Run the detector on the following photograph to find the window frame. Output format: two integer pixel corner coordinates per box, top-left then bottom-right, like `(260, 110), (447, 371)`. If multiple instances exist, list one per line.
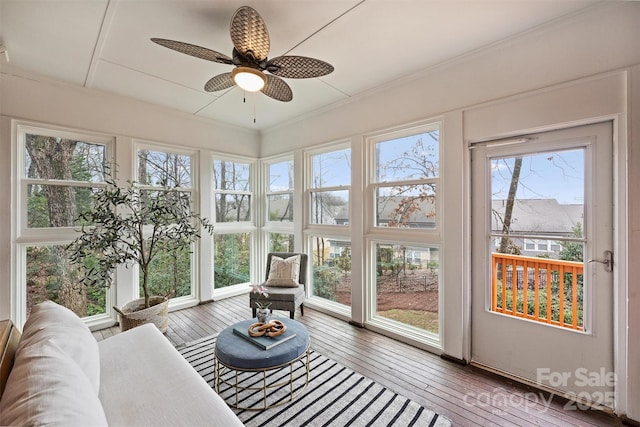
(134, 142), (201, 305)
(262, 155), (296, 258)
(364, 120), (443, 348)
(367, 121), (441, 236)
(305, 142), (352, 233)
(14, 123), (115, 328)
(211, 154), (257, 297)
(303, 142), (352, 316)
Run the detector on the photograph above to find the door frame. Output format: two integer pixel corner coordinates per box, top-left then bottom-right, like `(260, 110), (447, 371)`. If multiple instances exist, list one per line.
(463, 115), (628, 414)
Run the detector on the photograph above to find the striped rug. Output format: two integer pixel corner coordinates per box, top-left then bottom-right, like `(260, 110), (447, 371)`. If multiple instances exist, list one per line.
(178, 335), (451, 427)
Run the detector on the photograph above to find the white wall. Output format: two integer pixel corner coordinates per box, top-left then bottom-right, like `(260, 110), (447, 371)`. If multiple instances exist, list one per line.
(0, 70), (260, 153)
(259, 2), (640, 421)
(628, 64), (640, 424)
(0, 69), (260, 322)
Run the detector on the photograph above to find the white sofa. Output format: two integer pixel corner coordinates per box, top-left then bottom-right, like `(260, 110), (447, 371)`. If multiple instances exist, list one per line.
(0, 301), (243, 426)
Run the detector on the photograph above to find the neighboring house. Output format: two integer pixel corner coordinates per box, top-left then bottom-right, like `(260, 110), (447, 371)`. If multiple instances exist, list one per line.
(491, 198), (583, 258)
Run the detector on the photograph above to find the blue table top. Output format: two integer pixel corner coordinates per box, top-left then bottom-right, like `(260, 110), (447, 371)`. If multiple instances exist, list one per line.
(215, 318), (310, 369)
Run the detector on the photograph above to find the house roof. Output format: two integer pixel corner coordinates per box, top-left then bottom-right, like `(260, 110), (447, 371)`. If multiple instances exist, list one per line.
(491, 199), (583, 235)
(0, 1), (601, 131)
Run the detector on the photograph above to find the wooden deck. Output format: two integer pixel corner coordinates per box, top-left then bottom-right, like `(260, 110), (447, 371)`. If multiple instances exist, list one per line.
(93, 295), (621, 427)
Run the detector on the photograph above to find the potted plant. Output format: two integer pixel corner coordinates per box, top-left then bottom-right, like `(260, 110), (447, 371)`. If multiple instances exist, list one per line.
(67, 174), (213, 332)
(250, 284), (271, 323)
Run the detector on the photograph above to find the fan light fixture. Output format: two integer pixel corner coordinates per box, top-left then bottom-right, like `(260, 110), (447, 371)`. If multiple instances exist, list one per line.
(232, 67), (266, 92)
(151, 6), (334, 103)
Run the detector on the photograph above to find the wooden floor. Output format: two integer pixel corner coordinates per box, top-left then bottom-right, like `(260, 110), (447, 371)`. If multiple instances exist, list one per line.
(93, 295), (621, 427)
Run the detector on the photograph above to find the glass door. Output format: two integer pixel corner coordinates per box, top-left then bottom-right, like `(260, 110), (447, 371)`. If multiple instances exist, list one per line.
(471, 122), (614, 409)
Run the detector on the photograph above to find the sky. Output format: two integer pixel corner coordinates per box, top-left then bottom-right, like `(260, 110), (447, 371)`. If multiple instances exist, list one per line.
(491, 148), (584, 205)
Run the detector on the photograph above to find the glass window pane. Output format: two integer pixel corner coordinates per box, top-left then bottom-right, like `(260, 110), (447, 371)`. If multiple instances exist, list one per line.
(310, 190), (349, 225)
(376, 184), (436, 228)
(215, 194), (251, 222)
(311, 149), (351, 188)
(26, 245), (107, 318)
(374, 243), (439, 335)
(268, 232), (294, 253)
(27, 184), (97, 228)
(311, 237), (351, 307)
(137, 150), (191, 187)
(490, 147), (585, 330)
(214, 233), (250, 288)
(269, 160), (293, 191)
(268, 193), (293, 222)
(25, 135), (106, 182)
(213, 160), (250, 191)
(491, 149), (584, 256)
(141, 245), (192, 299)
(374, 130), (439, 182)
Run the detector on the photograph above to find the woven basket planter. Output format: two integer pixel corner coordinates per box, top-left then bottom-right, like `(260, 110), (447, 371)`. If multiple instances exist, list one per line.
(115, 296), (169, 333)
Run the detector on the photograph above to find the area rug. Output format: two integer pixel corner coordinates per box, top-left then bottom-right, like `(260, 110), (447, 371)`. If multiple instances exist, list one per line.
(178, 335), (451, 427)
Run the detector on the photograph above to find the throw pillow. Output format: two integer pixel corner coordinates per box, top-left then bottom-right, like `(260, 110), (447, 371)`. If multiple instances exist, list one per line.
(0, 339), (108, 427)
(17, 300), (101, 393)
(266, 255), (301, 288)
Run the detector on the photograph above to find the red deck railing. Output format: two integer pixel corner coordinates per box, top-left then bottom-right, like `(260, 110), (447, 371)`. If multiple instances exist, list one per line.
(491, 253), (584, 331)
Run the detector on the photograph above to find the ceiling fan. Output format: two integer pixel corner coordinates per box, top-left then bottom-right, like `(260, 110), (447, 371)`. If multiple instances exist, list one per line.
(151, 6), (334, 102)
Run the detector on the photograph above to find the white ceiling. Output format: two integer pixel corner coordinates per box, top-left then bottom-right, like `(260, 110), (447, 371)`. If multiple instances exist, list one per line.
(0, 0), (601, 131)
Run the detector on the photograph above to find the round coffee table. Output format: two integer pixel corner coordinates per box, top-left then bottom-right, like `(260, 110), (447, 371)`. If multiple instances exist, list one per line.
(214, 317), (310, 410)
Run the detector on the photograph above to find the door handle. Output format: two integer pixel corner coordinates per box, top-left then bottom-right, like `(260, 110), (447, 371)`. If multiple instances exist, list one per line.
(588, 250), (613, 273)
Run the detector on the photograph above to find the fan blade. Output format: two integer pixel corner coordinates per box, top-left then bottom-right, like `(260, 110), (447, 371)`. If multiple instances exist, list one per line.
(151, 38), (233, 64)
(230, 6), (270, 62)
(204, 73), (235, 92)
(267, 56), (334, 79)
(261, 74), (293, 102)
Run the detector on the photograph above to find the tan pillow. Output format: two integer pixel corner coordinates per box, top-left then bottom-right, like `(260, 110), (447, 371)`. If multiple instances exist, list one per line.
(266, 255), (301, 287)
(18, 300), (101, 393)
(0, 339), (108, 427)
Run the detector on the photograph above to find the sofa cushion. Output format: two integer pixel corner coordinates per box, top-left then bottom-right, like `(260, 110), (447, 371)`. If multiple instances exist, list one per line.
(0, 339), (108, 427)
(266, 254), (301, 287)
(18, 300), (101, 393)
(98, 323), (244, 427)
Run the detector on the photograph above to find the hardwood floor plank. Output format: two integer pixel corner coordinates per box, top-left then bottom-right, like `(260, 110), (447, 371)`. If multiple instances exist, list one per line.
(94, 295), (621, 427)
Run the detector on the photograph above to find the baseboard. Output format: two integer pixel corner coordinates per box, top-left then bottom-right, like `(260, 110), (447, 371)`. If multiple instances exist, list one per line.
(622, 415), (640, 426)
(440, 353), (467, 365)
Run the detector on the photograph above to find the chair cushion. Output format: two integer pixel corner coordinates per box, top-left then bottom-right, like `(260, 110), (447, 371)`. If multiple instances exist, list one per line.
(252, 284), (305, 302)
(266, 255), (301, 287)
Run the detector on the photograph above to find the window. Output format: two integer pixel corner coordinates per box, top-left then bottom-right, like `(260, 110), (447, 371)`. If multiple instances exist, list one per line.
(214, 233), (251, 288)
(267, 159), (294, 223)
(136, 147), (198, 300)
(213, 159), (251, 223)
(367, 122), (442, 341)
(372, 125), (439, 229)
(373, 243), (439, 334)
(307, 146), (351, 310)
(310, 148), (350, 226)
(18, 125), (112, 320)
(213, 158), (255, 290)
(264, 159), (295, 253)
(310, 236), (351, 307)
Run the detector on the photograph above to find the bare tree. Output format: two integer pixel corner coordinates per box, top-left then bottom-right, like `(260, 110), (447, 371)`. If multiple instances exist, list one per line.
(498, 157), (522, 254)
(26, 135), (86, 315)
